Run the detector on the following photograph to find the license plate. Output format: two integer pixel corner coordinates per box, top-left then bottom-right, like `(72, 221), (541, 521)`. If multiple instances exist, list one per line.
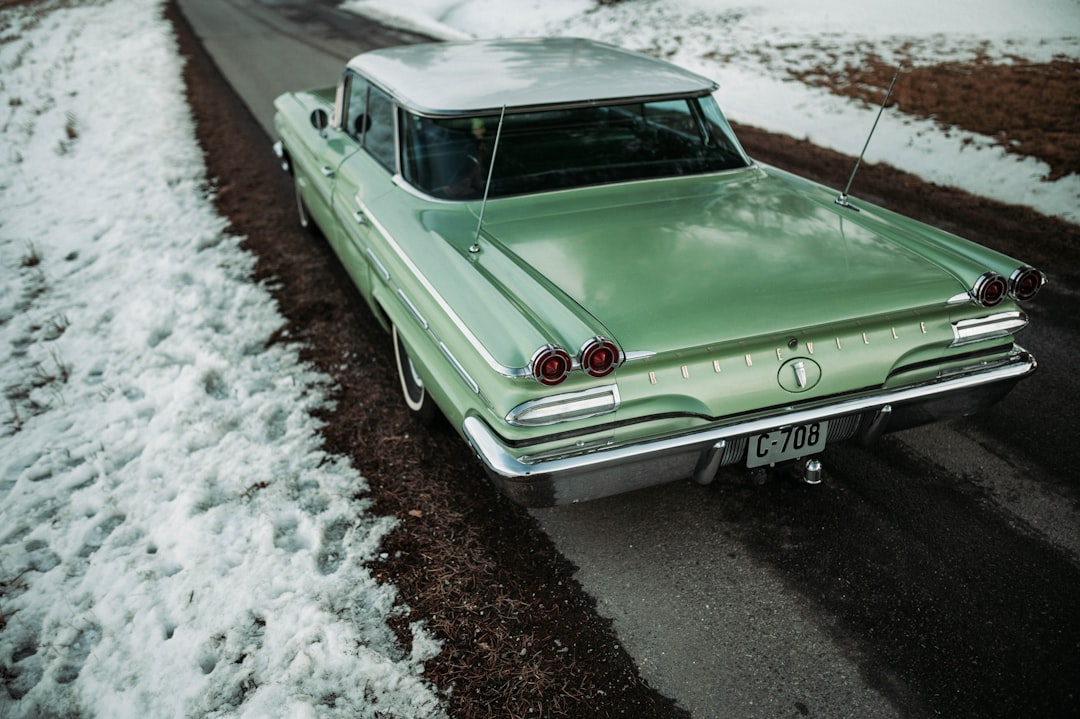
(747, 422), (828, 468)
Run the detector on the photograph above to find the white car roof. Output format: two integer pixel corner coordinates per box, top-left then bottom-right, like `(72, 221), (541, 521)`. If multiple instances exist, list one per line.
(346, 37), (718, 116)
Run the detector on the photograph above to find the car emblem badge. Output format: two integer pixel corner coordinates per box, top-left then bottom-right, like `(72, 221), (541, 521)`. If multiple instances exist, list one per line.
(777, 358), (821, 393)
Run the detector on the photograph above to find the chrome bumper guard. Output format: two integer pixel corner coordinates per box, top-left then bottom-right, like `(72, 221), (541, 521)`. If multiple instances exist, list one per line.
(463, 347), (1036, 507)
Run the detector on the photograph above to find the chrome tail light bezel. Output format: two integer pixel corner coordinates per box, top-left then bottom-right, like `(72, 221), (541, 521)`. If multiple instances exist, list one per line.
(579, 336), (622, 378)
(530, 344), (572, 386)
(970, 272), (1008, 308)
(1009, 266), (1046, 302)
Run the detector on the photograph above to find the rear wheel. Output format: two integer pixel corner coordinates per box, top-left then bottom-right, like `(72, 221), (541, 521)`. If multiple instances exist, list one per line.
(393, 325), (437, 424)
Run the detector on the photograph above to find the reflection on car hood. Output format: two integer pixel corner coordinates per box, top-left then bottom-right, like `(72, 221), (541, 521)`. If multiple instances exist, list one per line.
(480, 170), (964, 354)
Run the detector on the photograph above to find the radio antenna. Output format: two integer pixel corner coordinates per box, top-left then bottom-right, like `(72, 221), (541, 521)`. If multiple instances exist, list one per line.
(836, 66), (901, 210)
(470, 105), (507, 254)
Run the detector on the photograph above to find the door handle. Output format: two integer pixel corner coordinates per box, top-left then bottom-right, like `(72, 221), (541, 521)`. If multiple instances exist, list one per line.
(352, 210), (368, 225)
(320, 166), (335, 178)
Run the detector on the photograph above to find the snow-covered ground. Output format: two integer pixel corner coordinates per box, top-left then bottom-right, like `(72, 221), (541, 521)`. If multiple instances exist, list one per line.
(0, 2), (443, 716)
(344, 0), (1080, 224)
(1, 0), (1076, 716)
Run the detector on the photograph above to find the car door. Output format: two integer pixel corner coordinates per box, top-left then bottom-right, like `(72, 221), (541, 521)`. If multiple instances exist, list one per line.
(328, 75), (399, 299)
(290, 83), (359, 235)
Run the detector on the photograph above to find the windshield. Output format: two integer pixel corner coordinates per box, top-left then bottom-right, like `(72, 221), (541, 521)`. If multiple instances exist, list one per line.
(400, 96), (750, 200)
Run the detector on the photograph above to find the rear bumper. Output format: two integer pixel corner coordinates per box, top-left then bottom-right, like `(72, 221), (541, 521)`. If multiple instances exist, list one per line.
(463, 346), (1036, 507)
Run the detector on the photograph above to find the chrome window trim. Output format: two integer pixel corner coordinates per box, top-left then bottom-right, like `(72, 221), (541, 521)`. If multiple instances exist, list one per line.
(391, 164), (758, 204)
(398, 90), (718, 120)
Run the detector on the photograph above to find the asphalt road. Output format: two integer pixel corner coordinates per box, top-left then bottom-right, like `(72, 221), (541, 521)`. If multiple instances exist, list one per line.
(175, 1), (1080, 716)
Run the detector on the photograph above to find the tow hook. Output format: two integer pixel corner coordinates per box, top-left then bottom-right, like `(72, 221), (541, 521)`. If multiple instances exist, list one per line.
(801, 458), (823, 485)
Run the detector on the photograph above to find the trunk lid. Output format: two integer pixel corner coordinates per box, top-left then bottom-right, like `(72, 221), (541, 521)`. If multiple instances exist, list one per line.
(481, 170), (963, 354)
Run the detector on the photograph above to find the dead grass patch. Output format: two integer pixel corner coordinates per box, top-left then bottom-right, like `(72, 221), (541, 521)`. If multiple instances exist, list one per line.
(790, 54), (1080, 180)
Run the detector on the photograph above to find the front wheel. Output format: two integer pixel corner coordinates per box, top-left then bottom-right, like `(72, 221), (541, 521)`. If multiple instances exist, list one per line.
(393, 325), (437, 424)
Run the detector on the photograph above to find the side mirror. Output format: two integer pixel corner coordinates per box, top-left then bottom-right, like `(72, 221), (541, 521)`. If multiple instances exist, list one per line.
(310, 109), (329, 131)
(353, 113), (371, 137)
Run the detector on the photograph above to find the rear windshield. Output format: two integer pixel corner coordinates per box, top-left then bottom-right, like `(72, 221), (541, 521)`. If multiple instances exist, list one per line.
(400, 96), (750, 200)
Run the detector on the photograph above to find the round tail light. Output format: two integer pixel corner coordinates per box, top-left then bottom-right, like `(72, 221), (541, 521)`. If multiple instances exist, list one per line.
(531, 345), (571, 386)
(1010, 266), (1045, 302)
(580, 337), (621, 378)
(971, 272), (1008, 307)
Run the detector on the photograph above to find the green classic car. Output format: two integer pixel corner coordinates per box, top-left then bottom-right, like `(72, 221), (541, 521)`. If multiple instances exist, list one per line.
(273, 37), (1042, 506)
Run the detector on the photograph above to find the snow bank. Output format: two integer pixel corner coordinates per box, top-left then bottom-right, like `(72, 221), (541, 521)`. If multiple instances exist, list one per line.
(0, 1), (443, 716)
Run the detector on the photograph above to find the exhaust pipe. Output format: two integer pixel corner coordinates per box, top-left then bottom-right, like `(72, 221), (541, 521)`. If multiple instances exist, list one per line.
(692, 441), (726, 485)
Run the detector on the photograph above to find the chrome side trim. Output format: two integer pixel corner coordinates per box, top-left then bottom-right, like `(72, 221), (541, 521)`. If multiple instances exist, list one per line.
(463, 348), (1035, 481)
(951, 311), (1027, 347)
(366, 247), (390, 281)
(354, 193), (532, 379)
(440, 341), (479, 394)
(506, 385), (620, 427)
(397, 289), (428, 330)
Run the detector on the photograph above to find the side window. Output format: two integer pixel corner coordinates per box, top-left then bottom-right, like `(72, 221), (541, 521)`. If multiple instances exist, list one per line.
(343, 73), (396, 172)
(644, 99), (699, 139)
(365, 85), (396, 171)
(345, 74), (369, 140)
